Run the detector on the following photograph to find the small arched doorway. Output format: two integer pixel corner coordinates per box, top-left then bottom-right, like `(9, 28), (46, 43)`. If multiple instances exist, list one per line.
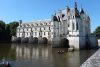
(61, 38), (69, 48)
(41, 37), (48, 44)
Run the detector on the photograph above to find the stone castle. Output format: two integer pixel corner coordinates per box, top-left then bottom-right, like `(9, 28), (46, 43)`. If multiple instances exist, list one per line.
(12, 2), (98, 50)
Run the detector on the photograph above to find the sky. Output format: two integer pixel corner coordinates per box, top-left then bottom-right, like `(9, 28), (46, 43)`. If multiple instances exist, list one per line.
(0, 0), (99, 32)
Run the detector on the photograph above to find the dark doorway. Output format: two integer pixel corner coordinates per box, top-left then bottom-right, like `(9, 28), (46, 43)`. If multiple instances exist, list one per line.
(42, 37), (48, 44)
(61, 38), (69, 48)
(33, 37), (38, 44)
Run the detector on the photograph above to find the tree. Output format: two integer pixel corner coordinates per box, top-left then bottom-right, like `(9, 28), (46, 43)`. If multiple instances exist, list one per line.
(0, 20), (6, 42)
(0, 20), (5, 30)
(93, 26), (100, 39)
(94, 26), (100, 34)
(0, 20), (19, 42)
(9, 21), (19, 36)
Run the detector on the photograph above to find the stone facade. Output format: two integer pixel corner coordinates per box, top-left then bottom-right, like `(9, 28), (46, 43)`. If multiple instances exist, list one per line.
(13, 2), (98, 50)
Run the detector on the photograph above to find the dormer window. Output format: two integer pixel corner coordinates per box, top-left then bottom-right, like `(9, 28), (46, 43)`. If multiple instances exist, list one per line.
(62, 14), (65, 17)
(46, 23), (47, 25)
(40, 23), (43, 25)
(31, 24), (34, 27)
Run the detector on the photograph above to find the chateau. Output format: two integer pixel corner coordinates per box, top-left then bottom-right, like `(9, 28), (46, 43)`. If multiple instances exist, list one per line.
(12, 2), (98, 50)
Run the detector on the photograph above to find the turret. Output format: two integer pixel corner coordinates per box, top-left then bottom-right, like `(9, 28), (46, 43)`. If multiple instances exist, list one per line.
(80, 8), (84, 14)
(67, 6), (70, 13)
(74, 2), (80, 18)
(74, 2), (77, 9)
(19, 20), (22, 27)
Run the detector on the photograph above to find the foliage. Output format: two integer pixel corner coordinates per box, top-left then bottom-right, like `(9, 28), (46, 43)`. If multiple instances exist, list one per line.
(0, 20), (19, 42)
(9, 21), (19, 36)
(93, 26), (100, 39)
(0, 20), (5, 30)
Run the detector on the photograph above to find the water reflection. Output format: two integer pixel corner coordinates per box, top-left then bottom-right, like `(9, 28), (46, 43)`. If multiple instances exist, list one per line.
(11, 44), (52, 62)
(0, 43), (97, 67)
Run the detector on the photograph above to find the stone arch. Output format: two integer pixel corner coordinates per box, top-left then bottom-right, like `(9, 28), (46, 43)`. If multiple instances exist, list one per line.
(21, 37), (29, 43)
(29, 36), (34, 44)
(16, 37), (21, 43)
(61, 38), (69, 48)
(41, 37), (48, 44)
(33, 37), (38, 44)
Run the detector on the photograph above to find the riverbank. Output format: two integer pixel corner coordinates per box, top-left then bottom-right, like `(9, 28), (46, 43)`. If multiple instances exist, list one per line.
(80, 49), (100, 67)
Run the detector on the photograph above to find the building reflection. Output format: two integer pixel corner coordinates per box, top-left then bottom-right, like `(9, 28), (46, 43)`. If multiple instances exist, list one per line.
(11, 44), (52, 62)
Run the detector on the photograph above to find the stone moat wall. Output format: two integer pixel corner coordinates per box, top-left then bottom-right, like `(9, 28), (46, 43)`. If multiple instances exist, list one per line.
(12, 36), (99, 50)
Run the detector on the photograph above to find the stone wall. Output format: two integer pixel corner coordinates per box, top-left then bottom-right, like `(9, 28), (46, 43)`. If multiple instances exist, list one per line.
(67, 36), (79, 50)
(98, 39), (100, 47)
(89, 36), (98, 49)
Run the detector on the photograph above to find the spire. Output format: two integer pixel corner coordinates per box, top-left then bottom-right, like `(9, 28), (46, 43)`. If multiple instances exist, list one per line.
(74, 2), (77, 9)
(67, 6), (70, 12)
(80, 8), (84, 14)
(80, 5), (84, 14)
(74, 2), (80, 18)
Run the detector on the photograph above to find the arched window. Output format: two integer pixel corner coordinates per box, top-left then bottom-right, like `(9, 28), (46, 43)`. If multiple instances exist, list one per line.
(76, 23), (78, 30)
(68, 23), (69, 27)
(49, 27), (50, 30)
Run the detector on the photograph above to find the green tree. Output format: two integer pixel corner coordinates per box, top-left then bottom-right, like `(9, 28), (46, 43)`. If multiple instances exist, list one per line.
(94, 26), (100, 34)
(0, 20), (5, 31)
(9, 21), (19, 36)
(0, 20), (19, 42)
(0, 20), (6, 42)
(93, 26), (100, 39)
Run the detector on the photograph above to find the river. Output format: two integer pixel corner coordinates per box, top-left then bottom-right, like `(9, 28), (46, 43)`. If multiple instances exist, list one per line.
(0, 43), (97, 67)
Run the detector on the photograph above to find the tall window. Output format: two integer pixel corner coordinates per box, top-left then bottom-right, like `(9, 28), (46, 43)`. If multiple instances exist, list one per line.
(44, 27), (45, 30)
(35, 33), (36, 36)
(68, 23), (69, 27)
(49, 27), (50, 30)
(40, 28), (41, 30)
(39, 33), (40, 35)
(35, 28), (37, 30)
(48, 32), (49, 35)
(76, 23), (78, 30)
(72, 22), (75, 30)
(44, 32), (45, 35)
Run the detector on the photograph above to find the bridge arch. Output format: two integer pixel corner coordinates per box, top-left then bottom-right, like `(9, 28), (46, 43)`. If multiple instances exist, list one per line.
(41, 37), (48, 44)
(61, 38), (69, 48)
(21, 37), (29, 43)
(33, 37), (38, 44)
(16, 37), (21, 43)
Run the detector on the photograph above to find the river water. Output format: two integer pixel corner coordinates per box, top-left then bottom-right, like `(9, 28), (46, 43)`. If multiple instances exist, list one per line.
(0, 43), (97, 67)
